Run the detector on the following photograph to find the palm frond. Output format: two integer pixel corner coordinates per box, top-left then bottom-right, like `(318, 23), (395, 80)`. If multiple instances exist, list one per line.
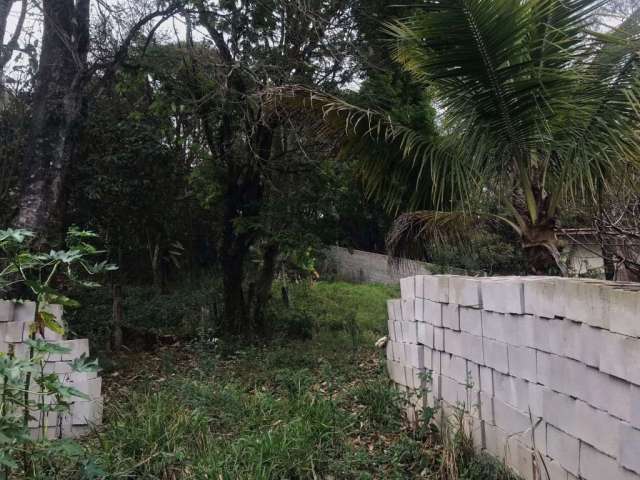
(386, 210), (488, 266)
(261, 85), (479, 212)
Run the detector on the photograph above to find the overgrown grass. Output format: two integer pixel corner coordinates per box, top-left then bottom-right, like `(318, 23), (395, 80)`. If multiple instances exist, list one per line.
(24, 281), (518, 479)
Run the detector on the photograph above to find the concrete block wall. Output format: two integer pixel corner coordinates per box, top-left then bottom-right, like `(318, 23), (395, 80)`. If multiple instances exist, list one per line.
(0, 300), (102, 439)
(387, 275), (640, 480)
(322, 246), (438, 284)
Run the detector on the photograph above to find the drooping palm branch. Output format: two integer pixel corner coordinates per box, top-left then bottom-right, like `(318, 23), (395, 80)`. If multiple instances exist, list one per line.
(264, 1), (640, 272)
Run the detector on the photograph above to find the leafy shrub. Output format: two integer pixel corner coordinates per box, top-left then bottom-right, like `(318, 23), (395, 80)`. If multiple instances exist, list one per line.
(0, 227), (110, 476)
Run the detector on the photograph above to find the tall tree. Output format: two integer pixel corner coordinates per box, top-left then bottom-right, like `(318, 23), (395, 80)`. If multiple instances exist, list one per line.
(185, 0), (356, 335)
(13, 0), (90, 234)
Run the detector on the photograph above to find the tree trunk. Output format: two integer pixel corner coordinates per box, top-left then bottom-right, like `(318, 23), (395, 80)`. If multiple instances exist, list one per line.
(13, 0), (90, 234)
(250, 243), (279, 334)
(111, 283), (124, 351)
(521, 221), (567, 276)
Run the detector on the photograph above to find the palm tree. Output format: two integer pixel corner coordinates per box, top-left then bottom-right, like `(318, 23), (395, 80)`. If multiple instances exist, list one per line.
(277, 0), (640, 274)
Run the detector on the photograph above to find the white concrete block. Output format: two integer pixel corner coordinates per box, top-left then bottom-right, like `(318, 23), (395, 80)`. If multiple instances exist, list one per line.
(387, 359), (403, 384)
(559, 280), (609, 328)
(417, 322), (434, 347)
(442, 303), (460, 330)
(1, 321), (24, 342)
(405, 344), (425, 369)
(393, 322), (403, 343)
(600, 331), (640, 385)
(415, 275), (425, 299)
(574, 399), (620, 457)
(482, 311), (516, 344)
(422, 275), (450, 303)
(466, 360), (481, 391)
(579, 323), (602, 368)
(392, 300), (403, 323)
(528, 382), (546, 419)
(480, 366), (494, 395)
(630, 385), (640, 429)
(440, 375), (470, 407)
(432, 350), (442, 374)
(542, 389), (578, 437)
(415, 298), (425, 322)
(424, 300), (443, 326)
(536, 353), (586, 400)
(387, 319), (395, 341)
(423, 347), (434, 371)
(523, 277), (560, 318)
(482, 278), (525, 314)
(441, 353), (469, 384)
(444, 329), (463, 358)
(547, 424), (579, 476)
(460, 307), (482, 336)
(58, 339), (90, 361)
(386, 341), (393, 360)
(543, 456), (570, 480)
(484, 423), (507, 459)
(584, 368), (631, 421)
(401, 321), (418, 344)
(449, 276), (482, 307)
(479, 390), (494, 424)
(608, 288), (640, 337)
(516, 314), (536, 348)
(508, 345), (537, 382)
(71, 399), (103, 426)
(387, 300), (398, 322)
(494, 371), (529, 412)
(400, 276), (415, 299)
(493, 397), (530, 436)
(434, 327), (445, 351)
(401, 299), (415, 322)
(460, 331), (484, 364)
(0, 301), (15, 322)
(579, 442), (638, 480)
(483, 337), (509, 374)
(555, 320), (582, 361)
(13, 302), (36, 324)
(619, 423), (640, 475)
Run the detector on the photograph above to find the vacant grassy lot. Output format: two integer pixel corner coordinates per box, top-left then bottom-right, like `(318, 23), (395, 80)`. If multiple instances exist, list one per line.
(34, 281), (517, 479)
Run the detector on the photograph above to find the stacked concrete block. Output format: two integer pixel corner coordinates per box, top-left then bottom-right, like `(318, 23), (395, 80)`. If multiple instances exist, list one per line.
(386, 275), (640, 480)
(0, 300), (102, 439)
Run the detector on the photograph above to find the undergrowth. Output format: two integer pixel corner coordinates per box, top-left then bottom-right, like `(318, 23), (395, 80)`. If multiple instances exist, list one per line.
(19, 281), (519, 479)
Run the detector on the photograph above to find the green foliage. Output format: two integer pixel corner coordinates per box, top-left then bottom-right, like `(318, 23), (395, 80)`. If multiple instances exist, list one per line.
(429, 231), (528, 275)
(0, 228), (108, 476)
(66, 276), (223, 350)
(23, 281), (517, 479)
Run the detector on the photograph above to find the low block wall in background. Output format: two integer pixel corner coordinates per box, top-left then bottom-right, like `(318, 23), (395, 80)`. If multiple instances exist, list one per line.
(0, 300), (102, 439)
(386, 275), (640, 480)
(322, 246), (437, 284)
